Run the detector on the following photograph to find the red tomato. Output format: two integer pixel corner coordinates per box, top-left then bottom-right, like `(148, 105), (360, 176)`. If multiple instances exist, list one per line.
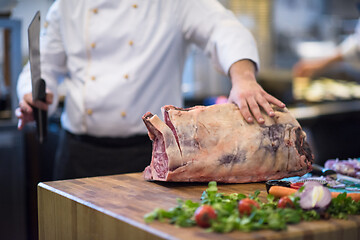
(277, 196), (294, 209)
(238, 198), (260, 215)
(194, 205), (217, 228)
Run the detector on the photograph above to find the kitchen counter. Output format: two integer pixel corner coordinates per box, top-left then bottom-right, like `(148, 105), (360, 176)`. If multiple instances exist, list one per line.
(288, 99), (360, 121)
(38, 173), (360, 240)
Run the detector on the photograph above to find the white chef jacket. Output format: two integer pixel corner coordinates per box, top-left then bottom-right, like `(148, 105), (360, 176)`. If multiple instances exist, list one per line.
(17, 0), (259, 137)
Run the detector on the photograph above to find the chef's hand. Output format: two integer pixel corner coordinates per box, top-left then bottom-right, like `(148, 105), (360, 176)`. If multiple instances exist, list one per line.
(228, 59), (285, 124)
(293, 52), (343, 78)
(15, 90), (53, 130)
(293, 59), (328, 78)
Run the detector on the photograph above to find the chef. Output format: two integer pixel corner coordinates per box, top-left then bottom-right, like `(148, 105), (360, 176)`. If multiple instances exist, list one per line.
(16, 0), (285, 180)
(293, 18), (360, 78)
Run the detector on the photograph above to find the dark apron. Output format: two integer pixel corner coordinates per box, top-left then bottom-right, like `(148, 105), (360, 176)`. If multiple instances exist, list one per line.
(53, 129), (152, 180)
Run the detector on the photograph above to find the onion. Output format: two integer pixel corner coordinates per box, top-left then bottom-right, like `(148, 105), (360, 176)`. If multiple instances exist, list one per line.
(299, 181), (332, 210)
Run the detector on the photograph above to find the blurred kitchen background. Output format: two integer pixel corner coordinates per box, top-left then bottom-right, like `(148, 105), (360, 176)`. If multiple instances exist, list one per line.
(1, 0), (360, 239)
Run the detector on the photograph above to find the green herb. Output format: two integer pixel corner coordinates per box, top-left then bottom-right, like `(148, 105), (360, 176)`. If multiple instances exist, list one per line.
(327, 192), (360, 219)
(144, 182), (360, 233)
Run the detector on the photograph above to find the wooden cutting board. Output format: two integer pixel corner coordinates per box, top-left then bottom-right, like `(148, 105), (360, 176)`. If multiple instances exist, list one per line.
(37, 173), (360, 240)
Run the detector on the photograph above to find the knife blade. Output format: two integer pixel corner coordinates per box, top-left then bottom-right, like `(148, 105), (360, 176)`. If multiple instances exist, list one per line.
(28, 11), (47, 143)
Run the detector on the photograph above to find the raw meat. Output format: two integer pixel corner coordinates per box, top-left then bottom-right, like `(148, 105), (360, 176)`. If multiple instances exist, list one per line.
(142, 103), (313, 183)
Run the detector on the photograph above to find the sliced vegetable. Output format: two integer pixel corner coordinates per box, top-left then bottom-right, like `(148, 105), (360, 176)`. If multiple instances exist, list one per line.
(238, 198), (260, 215)
(194, 205), (217, 228)
(299, 181), (331, 210)
(269, 183), (360, 202)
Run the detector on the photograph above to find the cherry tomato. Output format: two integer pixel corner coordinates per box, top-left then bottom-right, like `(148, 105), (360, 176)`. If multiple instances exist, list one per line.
(238, 198), (260, 215)
(194, 205), (217, 228)
(277, 196), (294, 209)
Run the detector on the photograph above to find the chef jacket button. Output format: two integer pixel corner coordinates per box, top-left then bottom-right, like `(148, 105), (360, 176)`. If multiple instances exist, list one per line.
(92, 8), (99, 14)
(124, 74), (129, 79)
(128, 40), (133, 46)
(132, 4), (138, 8)
(91, 76), (96, 81)
(121, 111), (127, 117)
(87, 109), (93, 116)
(91, 42), (96, 48)
(44, 21), (49, 28)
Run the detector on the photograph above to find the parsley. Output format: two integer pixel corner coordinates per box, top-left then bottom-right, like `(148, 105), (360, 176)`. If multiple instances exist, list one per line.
(327, 192), (360, 219)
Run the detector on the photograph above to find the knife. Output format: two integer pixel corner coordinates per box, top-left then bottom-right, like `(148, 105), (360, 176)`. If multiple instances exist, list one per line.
(28, 11), (47, 143)
(311, 163), (337, 178)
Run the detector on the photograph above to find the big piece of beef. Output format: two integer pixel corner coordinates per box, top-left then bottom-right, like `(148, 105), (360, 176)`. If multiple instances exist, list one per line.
(142, 103), (313, 183)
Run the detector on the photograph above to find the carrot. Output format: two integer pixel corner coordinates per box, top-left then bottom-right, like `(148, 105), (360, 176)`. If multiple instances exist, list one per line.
(269, 186), (360, 202)
(269, 186), (297, 198)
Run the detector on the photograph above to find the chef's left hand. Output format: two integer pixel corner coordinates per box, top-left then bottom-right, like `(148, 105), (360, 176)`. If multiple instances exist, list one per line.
(15, 89), (53, 130)
(228, 59), (285, 124)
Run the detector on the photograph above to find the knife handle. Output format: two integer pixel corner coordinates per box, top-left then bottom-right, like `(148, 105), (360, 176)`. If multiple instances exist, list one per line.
(33, 79), (48, 143)
(310, 164), (324, 176)
(311, 163), (337, 176)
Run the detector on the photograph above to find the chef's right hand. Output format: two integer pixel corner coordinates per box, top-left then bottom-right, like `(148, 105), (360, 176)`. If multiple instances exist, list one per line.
(15, 90), (53, 130)
(228, 60), (285, 124)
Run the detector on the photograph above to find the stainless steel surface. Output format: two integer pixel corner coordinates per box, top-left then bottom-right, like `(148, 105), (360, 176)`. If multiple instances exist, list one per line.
(288, 100), (360, 120)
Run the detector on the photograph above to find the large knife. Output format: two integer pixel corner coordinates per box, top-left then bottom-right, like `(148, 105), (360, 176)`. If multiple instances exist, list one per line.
(28, 11), (47, 143)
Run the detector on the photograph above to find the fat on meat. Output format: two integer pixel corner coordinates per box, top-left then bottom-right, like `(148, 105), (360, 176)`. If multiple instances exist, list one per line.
(142, 103), (313, 183)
